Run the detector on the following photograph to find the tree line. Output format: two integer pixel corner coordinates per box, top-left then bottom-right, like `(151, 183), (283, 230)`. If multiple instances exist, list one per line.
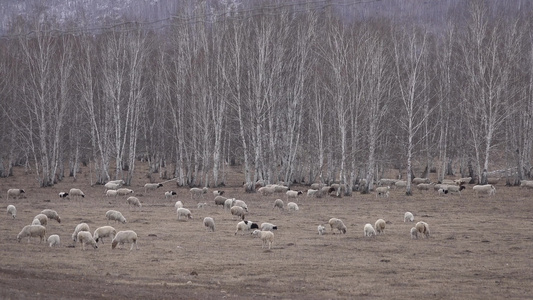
(0, 0), (532, 195)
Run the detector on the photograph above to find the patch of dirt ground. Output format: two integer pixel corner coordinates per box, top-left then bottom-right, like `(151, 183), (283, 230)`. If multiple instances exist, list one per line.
(1, 165), (532, 299)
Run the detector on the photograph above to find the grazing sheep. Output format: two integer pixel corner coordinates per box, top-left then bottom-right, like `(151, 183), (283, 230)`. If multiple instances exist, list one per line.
(214, 196), (227, 207)
(416, 183), (434, 191)
(375, 219), (386, 235)
(190, 187), (208, 199)
(375, 186), (390, 198)
(7, 188), (25, 200)
(437, 188), (448, 195)
(116, 188), (134, 196)
(274, 185), (289, 193)
(230, 206), (246, 220)
(251, 230), (274, 249)
(17, 225), (46, 243)
(224, 198), (236, 210)
(410, 227), (419, 239)
(235, 220), (259, 235)
(258, 186), (275, 196)
(105, 210), (127, 224)
(260, 222), (278, 232)
(106, 190), (118, 197)
(447, 184), (466, 195)
(32, 219), (41, 225)
(40, 209), (61, 223)
(165, 191), (177, 199)
(412, 178), (430, 184)
(112, 230), (139, 250)
(144, 183), (163, 193)
(310, 183), (324, 190)
(318, 224), (326, 235)
(58, 192), (69, 198)
(7, 205), (16, 219)
(197, 202), (207, 209)
(33, 214), (48, 226)
(93, 226), (116, 244)
(69, 188), (85, 200)
(287, 202), (299, 212)
(415, 221), (430, 238)
(203, 217), (215, 232)
(286, 190), (303, 201)
(104, 182), (121, 190)
(48, 234), (60, 247)
(328, 218), (347, 234)
(273, 199), (284, 211)
(520, 180), (533, 188)
(175, 200), (184, 209)
(306, 189), (319, 197)
(177, 208), (193, 220)
(487, 177), (500, 184)
(126, 197), (142, 210)
(473, 184), (496, 197)
(77, 231), (98, 250)
(454, 177), (472, 185)
(364, 223), (376, 237)
(395, 180), (407, 188)
(213, 190), (225, 196)
(233, 199), (248, 211)
(72, 223), (90, 242)
(404, 212), (414, 222)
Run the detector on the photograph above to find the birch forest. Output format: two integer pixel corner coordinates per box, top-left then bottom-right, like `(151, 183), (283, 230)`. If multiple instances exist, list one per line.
(0, 0), (532, 193)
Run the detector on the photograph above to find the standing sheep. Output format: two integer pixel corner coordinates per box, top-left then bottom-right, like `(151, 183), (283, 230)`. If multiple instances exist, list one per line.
(177, 208), (193, 220)
(318, 224), (326, 235)
(104, 182), (121, 190)
(287, 202), (299, 212)
(258, 186), (275, 196)
(7, 205), (16, 218)
(106, 190), (118, 198)
(17, 225), (46, 243)
(58, 192), (69, 198)
(364, 224), (376, 237)
(33, 214), (48, 226)
(144, 183), (163, 193)
(286, 190), (303, 201)
(233, 199), (248, 212)
(213, 190), (225, 196)
(116, 188), (134, 196)
(126, 197), (142, 210)
(328, 218), (347, 234)
(77, 231), (98, 250)
(224, 198), (236, 211)
(40, 209), (61, 223)
(105, 210), (127, 224)
(203, 217), (215, 232)
(251, 230), (274, 250)
(72, 223), (90, 242)
(260, 222), (278, 232)
(415, 221), (430, 238)
(165, 191), (177, 199)
(375, 219), (386, 235)
(190, 187), (208, 199)
(230, 206), (246, 220)
(7, 189), (25, 200)
(375, 186), (390, 198)
(410, 227), (419, 239)
(47, 234), (60, 247)
(175, 200), (184, 209)
(112, 230), (139, 250)
(214, 196), (227, 207)
(235, 220), (259, 235)
(32, 219), (41, 225)
(93, 226), (117, 244)
(473, 184), (496, 197)
(69, 188), (85, 200)
(273, 199), (284, 211)
(404, 212), (414, 222)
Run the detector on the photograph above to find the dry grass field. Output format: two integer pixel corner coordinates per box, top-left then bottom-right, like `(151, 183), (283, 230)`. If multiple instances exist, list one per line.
(1, 164), (532, 299)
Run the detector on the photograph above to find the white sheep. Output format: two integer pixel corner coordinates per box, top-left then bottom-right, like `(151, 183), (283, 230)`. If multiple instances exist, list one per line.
(197, 202), (207, 209)
(105, 210), (127, 224)
(318, 224), (326, 235)
(412, 178), (430, 184)
(58, 192), (69, 198)
(328, 218), (347, 234)
(40, 209), (61, 223)
(287, 202), (299, 212)
(306, 189), (319, 198)
(273, 199), (284, 211)
(190, 187), (208, 199)
(126, 196), (142, 210)
(116, 188), (134, 196)
(7, 188), (25, 200)
(104, 182), (121, 190)
(378, 179), (397, 186)
(260, 222), (278, 232)
(33, 214), (48, 226)
(395, 180), (407, 188)
(72, 223), (90, 242)
(203, 217), (215, 232)
(213, 190), (225, 196)
(112, 230), (139, 250)
(233, 199), (248, 211)
(274, 185), (289, 193)
(214, 196), (227, 207)
(230, 206), (246, 220)
(175, 200), (184, 209)
(415, 221), (430, 238)
(235, 220), (259, 235)
(286, 190), (303, 201)
(416, 183), (434, 191)
(144, 183), (163, 193)
(251, 230), (274, 249)
(69, 188), (85, 200)
(454, 177), (472, 185)
(106, 190), (118, 197)
(258, 186), (275, 196)
(437, 188), (448, 195)
(364, 223), (376, 237)
(375, 219), (386, 235)
(404, 212), (414, 222)
(473, 184), (496, 197)
(410, 227), (419, 239)
(47, 234), (60, 247)
(77, 231), (98, 250)
(108, 179), (125, 185)
(375, 186), (390, 198)
(224, 198), (236, 210)
(520, 180), (533, 188)
(93, 226), (116, 244)
(446, 184), (466, 195)
(165, 191), (177, 199)
(17, 225), (46, 243)
(31, 218), (41, 225)
(7, 204), (16, 218)
(177, 207), (193, 220)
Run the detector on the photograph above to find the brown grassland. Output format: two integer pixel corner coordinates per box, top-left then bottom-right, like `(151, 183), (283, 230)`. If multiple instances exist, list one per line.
(1, 163), (532, 299)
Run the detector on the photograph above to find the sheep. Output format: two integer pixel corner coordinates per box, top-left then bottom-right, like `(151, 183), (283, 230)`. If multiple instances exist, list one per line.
(375, 186), (390, 198)
(437, 188), (448, 195)
(378, 179), (397, 186)
(230, 206), (246, 220)
(258, 186), (275, 196)
(40, 209), (61, 223)
(330, 183), (347, 196)
(7, 188), (25, 200)
(106, 190), (118, 197)
(93, 226), (116, 244)
(77, 231), (98, 250)
(107, 179), (125, 185)
(58, 192), (69, 198)
(105, 210), (127, 224)
(251, 230), (274, 249)
(415, 221), (430, 238)
(404, 212), (414, 222)
(454, 177), (472, 185)
(328, 218), (347, 234)
(487, 177), (500, 185)
(395, 180), (407, 188)
(72, 223), (90, 242)
(190, 187), (208, 199)
(287, 202), (299, 212)
(213, 190), (225, 196)
(375, 219), (386, 235)
(318, 224), (326, 235)
(364, 223), (376, 237)
(165, 191), (177, 199)
(306, 189), (319, 197)
(48, 234), (60, 247)
(410, 227), (419, 239)
(235, 220), (259, 235)
(197, 202), (207, 209)
(233, 199), (248, 211)
(203, 217), (215, 232)
(175, 200), (184, 209)
(412, 178), (430, 184)
(274, 185), (289, 193)
(260, 222), (278, 232)
(17, 225), (46, 243)
(224, 198), (236, 210)
(520, 180), (533, 188)
(69, 188), (85, 200)
(7, 205), (16, 218)
(104, 182), (121, 190)
(144, 183), (163, 193)
(273, 199), (284, 211)
(112, 230), (139, 250)
(310, 183), (324, 190)
(447, 184), (466, 195)
(33, 214), (48, 226)
(177, 208), (193, 220)
(473, 184), (496, 197)
(116, 188), (134, 196)
(214, 196), (227, 207)
(32, 219), (41, 225)
(286, 190), (303, 201)
(126, 196), (142, 210)
(416, 183), (434, 191)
